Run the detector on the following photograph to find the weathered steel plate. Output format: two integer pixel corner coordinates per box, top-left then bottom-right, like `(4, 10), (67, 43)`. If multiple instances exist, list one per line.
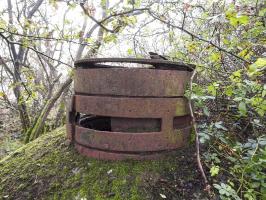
(74, 68), (192, 97)
(74, 95), (189, 118)
(75, 143), (182, 160)
(74, 125), (191, 152)
(67, 58), (195, 160)
(74, 58), (195, 71)
(66, 96), (75, 141)
(110, 117), (161, 132)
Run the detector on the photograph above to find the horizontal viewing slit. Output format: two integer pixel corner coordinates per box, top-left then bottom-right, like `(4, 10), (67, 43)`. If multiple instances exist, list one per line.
(77, 113), (161, 133)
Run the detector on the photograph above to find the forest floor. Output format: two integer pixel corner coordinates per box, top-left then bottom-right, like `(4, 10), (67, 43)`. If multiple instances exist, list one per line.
(0, 127), (209, 200)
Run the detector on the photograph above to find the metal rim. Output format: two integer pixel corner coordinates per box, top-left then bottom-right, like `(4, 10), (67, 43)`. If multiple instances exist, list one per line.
(74, 58), (195, 71)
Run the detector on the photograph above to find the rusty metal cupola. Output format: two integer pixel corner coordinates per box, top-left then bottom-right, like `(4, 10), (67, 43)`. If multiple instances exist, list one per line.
(66, 58), (195, 160)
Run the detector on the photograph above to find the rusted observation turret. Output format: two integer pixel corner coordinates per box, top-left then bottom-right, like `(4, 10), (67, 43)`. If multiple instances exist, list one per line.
(66, 58), (195, 160)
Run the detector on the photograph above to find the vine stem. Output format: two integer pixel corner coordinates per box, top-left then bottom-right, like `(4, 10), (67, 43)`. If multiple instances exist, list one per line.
(188, 70), (211, 194)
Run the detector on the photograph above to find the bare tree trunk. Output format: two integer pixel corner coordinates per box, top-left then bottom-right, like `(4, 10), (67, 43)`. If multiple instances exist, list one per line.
(6, 0), (44, 133)
(54, 89), (69, 128)
(14, 86), (31, 132)
(25, 78), (72, 142)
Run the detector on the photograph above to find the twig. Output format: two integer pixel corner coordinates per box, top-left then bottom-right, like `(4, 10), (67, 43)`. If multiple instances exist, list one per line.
(0, 32), (72, 68)
(80, 4), (148, 33)
(188, 70), (211, 194)
(0, 27), (93, 46)
(148, 10), (251, 65)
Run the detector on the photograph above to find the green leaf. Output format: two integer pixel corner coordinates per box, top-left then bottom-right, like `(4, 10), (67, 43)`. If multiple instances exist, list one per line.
(254, 58), (266, 67)
(229, 17), (238, 26)
(85, 38), (94, 44)
(0, 91), (5, 97)
(248, 58), (266, 77)
(225, 86), (233, 96)
(238, 101), (247, 116)
(103, 34), (117, 43)
(238, 15), (249, 25)
(262, 85), (266, 97)
(127, 48), (133, 55)
(0, 18), (7, 29)
(230, 70), (242, 82)
(251, 182), (260, 188)
(228, 15), (249, 27)
(210, 52), (221, 62)
(208, 85), (216, 96)
(259, 8), (266, 16)
(210, 165), (220, 176)
(232, 70), (241, 77)
(215, 121), (228, 131)
(257, 108), (265, 117)
(203, 107), (210, 116)
(100, 0), (107, 7)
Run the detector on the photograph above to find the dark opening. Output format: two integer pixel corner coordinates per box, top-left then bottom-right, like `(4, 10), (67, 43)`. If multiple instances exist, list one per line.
(77, 113), (161, 132)
(173, 115), (192, 129)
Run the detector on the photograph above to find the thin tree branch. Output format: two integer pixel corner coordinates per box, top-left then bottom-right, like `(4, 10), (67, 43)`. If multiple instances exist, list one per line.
(188, 70), (211, 194)
(80, 4), (148, 33)
(99, 8), (149, 24)
(0, 32), (72, 68)
(27, 0), (44, 19)
(0, 28), (92, 46)
(80, 4), (115, 33)
(148, 10), (251, 64)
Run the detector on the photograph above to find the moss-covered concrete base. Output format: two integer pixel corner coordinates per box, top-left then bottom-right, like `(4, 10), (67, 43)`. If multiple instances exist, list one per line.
(0, 127), (207, 200)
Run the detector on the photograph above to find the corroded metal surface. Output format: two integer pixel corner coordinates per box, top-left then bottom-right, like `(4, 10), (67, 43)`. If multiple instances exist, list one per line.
(74, 95), (189, 118)
(67, 58), (194, 160)
(74, 57), (195, 71)
(75, 68), (192, 96)
(75, 143), (169, 160)
(111, 117), (161, 132)
(66, 96), (75, 141)
(74, 126), (190, 152)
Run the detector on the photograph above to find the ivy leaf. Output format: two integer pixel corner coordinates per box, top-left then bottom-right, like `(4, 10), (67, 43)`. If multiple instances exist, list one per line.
(215, 121), (228, 131)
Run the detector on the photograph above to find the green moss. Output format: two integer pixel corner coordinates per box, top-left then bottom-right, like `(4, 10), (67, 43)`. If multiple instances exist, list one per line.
(0, 127), (205, 200)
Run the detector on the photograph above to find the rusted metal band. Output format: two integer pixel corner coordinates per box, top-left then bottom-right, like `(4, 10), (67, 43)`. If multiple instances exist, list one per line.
(75, 143), (171, 160)
(66, 96), (76, 141)
(74, 68), (192, 97)
(74, 58), (195, 71)
(74, 125), (191, 152)
(74, 95), (189, 118)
